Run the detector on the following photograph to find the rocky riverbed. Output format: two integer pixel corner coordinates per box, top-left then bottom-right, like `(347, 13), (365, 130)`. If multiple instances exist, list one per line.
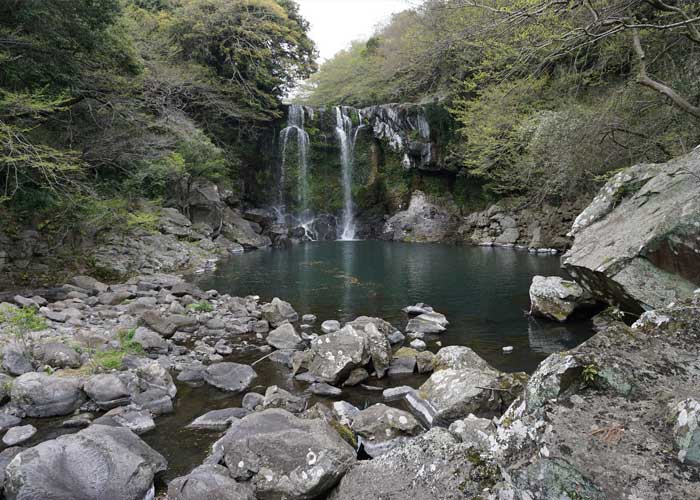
(0, 270), (698, 499)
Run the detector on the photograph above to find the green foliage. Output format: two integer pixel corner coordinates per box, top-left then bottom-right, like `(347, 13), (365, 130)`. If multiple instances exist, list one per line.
(582, 363), (600, 385)
(0, 305), (48, 342)
(188, 301), (214, 313)
(92, 328), (144, 371)
(170, 0), (317, 119)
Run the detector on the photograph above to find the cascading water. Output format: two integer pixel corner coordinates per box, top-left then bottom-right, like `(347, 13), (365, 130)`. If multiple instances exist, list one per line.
(335, 106), (358, 240)
(278, 104), (311, 222)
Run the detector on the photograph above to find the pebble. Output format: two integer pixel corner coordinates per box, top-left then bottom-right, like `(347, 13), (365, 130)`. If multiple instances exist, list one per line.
(502, 346), (514, 353)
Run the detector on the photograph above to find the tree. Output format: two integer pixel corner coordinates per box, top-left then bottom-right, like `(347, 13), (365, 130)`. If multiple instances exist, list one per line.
(170, 0), (317, 119)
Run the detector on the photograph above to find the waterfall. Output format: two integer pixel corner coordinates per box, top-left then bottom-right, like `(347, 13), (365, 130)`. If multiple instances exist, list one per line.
(335, 106), (358, 240)
(278, 104), (311, 220)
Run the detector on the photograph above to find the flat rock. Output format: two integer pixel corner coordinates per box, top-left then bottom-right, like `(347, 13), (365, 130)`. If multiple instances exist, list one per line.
(2, 425), (36, 446)
(204, 362), (257, 394)
(168, 464), (256, 500)
(267, 323), (304, 350)
(187, 408), (250, 431)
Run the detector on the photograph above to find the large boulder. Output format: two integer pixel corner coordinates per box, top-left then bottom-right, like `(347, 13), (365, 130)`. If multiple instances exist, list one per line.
(351, 403), (423, 457)
(329, 428), (496, 500)
(267, 323), (304, 350)
(261, 298), (298, 327)
(204, 362), (257, 393)
(433, 346), (494, 372)
(307, 324), (392, 385)
(221, 208), (272, 250)
(419, 367), (526, 425)
(33, 342), (81, 369)
(11, 372), (83, 417)
(215, 409), (356, 499)
(563, 148), (700, 312)
(382, 191), (459, 243)
(168, 464), (255, 500)
(4, 424), (166, 500)
(84, 374), (131, 410)
(529, 275), (595, 322)
(2, 343), (33, 376)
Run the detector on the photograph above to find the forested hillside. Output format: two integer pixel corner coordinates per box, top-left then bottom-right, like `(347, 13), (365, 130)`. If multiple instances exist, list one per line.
(0, 0), (315, 229)
(302, 0), (700, 205)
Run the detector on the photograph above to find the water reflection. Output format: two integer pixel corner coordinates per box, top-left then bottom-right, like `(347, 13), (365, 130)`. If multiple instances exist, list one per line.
(194, 241), (594, 373)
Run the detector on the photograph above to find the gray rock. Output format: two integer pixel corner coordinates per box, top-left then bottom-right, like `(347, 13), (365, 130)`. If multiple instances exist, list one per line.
(242, 392), (264, 411)
(563, 148), (700, 312)
(105, 407), (156, 434)
(351, 403), (423, 457)
(310, 382), (343, 397)
(221, 207), (272, 250)
(406, 313), (447, 335)
(448, 414), (495, 450)
(135, 360), (177, 398)
(216, 409), (356, 499)
(187, 408), (249, 431)
(529, 275), (594, 322)
(34, 342), (81, 369)
(262, 385), (307, 413)
(204, 362), (257, 393)
(40, 308), (68, 323)
(0, 447), (23, 490)
(168, 464), (256, 500)
(388, 356), (416, 376)
(321, 320), (341, 334)
(84, 374), (131, 410)
(416, 350), (435, 374)
(3, 424), (166, 499)
(0, 414), (22, 432)
(11, 372), (83, 417)
(329, 428), (490, 500)
(409, 339), (427, 351)
(131, 389), (173, 416)
(332, 401), (360, 426)
(267, 323), (304, 350)
(2, 343), (33, 376)
(98, 290), (134, 306)
(418, 368), (505, 424)
(140, 310), (178, 337)
(433, 345), (494, 372)
(261, 298), (298, 327)
(2, 424), (36, 446)
(403, 303), (434, 316)
(70, 275), (108, 294)
(383, 386), (415, 402)
(672, 398), (700, 465)
(382, 191), (459, 242)
(132, 326), (168, 353)
(302, 314), (317, 325)
(342, 367), (369, 387)
(0, 373), (12, 403)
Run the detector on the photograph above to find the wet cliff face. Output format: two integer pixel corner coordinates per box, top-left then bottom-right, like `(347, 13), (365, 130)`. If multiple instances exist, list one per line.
(249, 102), (457, 236)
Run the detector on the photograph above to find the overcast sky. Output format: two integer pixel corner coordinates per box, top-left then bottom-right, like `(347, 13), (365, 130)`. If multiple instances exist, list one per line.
(296, 0), (413, 62)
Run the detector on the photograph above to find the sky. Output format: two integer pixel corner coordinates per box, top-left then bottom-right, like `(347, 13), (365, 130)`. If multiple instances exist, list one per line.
(296, 0), (413, 62)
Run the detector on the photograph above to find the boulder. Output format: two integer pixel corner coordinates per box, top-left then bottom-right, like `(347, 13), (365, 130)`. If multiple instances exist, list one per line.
(382, 191), (459, 242)
(70, 276), (108, 295)
(2, 425), (36, 446)
(102, 407), (156, 435)
(3, 424), (166, 499)
(132, 326), (168, 353)
(135, 360), (177, 398)
(418, 368), (513, 424)
(11, 372), (83, 417)
(529, 275), (594, 322)
(140, 310), (178, 338)
(168, 464), (256, 500)
(321, 320), (341, 334)
(204, 362), (257, 393)
(261, 298), (298, 327)
(2, 343), (33, 376)
(267, 323), (304, 350)
(221, 208), (272, 250)
(262, 385), (307, 413)
(329, 428), (494, 500)
(84, 374), (131, 410)
(351, 403), (423, 457)
(433, 346), (494, 372)
(406, 313), (447, 335)
(131, 388), (173, 416)
(307, 324), (392, 385)
(98, 290), (134, 306)
(563, 148), (700, 312)
(216, 409), (355, 499)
